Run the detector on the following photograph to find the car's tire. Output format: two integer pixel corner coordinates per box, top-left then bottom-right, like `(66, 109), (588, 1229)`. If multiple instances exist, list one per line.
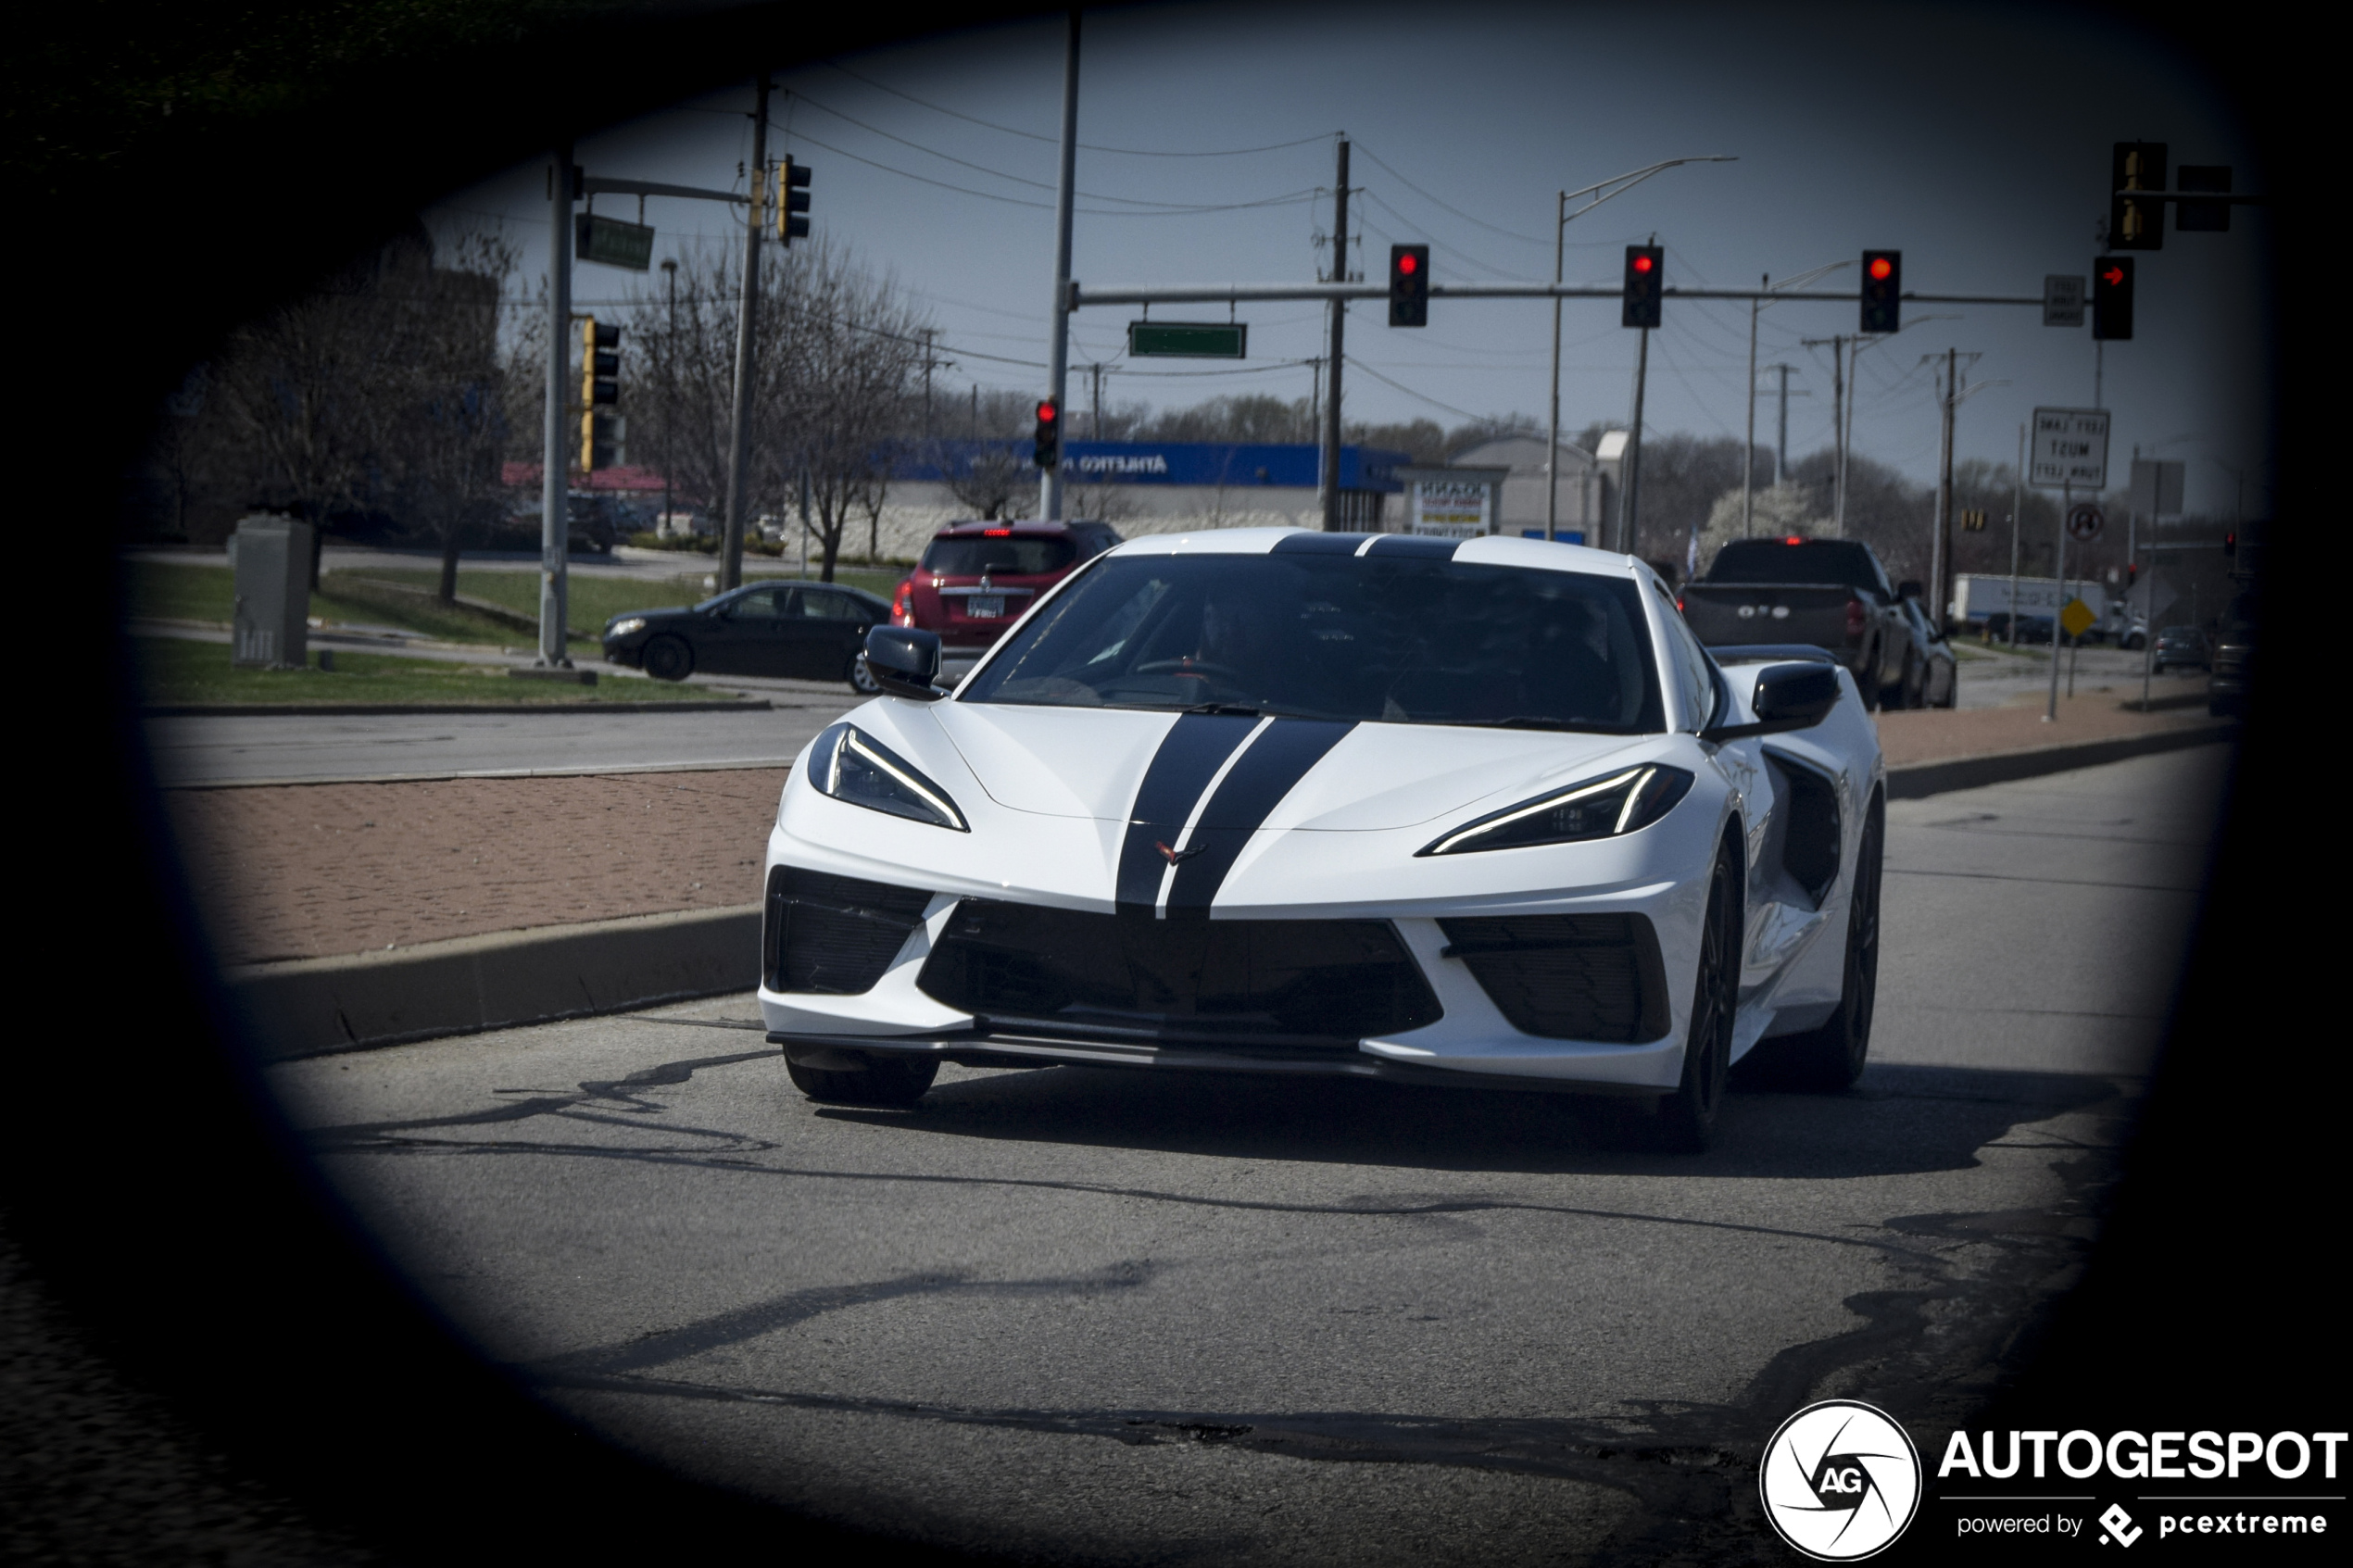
(786, 1053), (938, 1108)
(1750, 791), (1883, 1092)
(1934, 664), (1957, 708)
(642, 635), (693, 682)
(1894, 652), (1924, 709)
(1653, 839), (1740, 1153)
(847, 651), (882, 696)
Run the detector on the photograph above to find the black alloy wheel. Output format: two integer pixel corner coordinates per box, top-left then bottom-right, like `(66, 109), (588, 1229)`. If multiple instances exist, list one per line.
(1655, 841), (1740, 1152)
(786, 1053), (938, 1108)
(642, 635), (693, 682)
(1753, 790), (1883, 1090)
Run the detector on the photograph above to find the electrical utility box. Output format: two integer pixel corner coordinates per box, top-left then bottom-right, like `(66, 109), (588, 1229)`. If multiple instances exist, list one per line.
(231, 513), (313, 669)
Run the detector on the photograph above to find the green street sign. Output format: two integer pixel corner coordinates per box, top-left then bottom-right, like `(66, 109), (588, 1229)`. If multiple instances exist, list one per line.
(1128, 320), (1248, 358)
(575, 214), (655, 272)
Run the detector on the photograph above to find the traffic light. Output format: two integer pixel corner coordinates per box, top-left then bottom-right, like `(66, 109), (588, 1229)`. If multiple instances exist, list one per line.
(2222, 529), (2236, 559)
(2092, 257), (2134, 341)
(578, 318), (621, 470)
(2126, 562), (2137, 588)
(1033, 397), (1059, 469)
(1388, 244), (1429, 327)
(1960, 508), (1987, 532)
(1859, 250), (1901, 333)
(776, 157), (811, 245)
(1622, 245), (1663, 329)
(2109, 142), (2167, 251)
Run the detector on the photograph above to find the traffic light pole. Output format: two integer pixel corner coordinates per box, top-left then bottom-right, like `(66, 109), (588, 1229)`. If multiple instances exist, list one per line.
(539, 145), (574, 669)
(1040, 9), (1080, 523)
(1621, 325), (1648, 555)
(721, 76), (770, 593)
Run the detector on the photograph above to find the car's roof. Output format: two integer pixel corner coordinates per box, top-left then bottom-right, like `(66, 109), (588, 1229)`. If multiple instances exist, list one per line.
(932, 520), (1085, 536)
(1101, 527), (1642, 580)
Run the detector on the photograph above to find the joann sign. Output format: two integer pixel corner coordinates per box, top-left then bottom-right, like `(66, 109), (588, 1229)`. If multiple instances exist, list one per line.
(1397, 466), (1507, 539)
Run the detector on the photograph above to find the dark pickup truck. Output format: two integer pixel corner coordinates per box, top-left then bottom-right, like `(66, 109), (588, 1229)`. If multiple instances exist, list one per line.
(1680, 537), (1912, 709)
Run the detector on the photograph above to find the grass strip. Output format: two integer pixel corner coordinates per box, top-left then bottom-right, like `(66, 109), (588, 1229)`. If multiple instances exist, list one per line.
(131, 636), (744, 707)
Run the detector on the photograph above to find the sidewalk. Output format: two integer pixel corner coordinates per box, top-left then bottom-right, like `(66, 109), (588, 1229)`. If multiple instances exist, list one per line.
(1875, 684), (2221, 768)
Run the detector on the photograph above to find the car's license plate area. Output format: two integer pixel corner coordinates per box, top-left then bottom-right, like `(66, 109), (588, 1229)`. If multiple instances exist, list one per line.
(963, 596), (1005, 619)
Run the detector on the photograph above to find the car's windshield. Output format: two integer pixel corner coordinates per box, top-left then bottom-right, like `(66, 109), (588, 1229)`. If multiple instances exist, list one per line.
(922, 536), (1076, 576)
(960, 552), (1664, 733)
(1702, 539), (1887, 593)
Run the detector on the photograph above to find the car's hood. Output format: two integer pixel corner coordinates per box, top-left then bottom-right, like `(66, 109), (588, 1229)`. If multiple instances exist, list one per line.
(610, 605), (697, 626)
(933, 700), (1662, 833)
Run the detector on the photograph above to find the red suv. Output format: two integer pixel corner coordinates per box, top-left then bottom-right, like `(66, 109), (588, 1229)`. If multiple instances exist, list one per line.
(893, 519), (1122, 674)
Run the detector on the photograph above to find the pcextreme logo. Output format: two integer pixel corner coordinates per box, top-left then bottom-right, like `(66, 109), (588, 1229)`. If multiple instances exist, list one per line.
(1761, 1399), (1924, 1561)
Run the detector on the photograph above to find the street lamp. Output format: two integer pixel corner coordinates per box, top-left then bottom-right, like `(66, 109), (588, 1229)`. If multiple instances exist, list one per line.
(1543, 156), (1736, 544)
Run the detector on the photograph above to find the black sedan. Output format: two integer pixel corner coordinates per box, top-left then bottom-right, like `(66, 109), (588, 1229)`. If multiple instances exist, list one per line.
(602, 581), (893, 691)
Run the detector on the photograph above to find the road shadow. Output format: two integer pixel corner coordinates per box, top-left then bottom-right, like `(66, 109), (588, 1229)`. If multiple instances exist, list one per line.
(819, 1060), (2131, 1181)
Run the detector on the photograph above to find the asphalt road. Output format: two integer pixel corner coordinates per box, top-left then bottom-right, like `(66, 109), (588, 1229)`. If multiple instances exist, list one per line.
(264, 745), (2229, 1565)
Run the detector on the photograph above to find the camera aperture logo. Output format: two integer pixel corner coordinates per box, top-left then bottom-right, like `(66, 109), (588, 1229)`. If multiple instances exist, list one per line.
(1762, 1400), (1923, 1561)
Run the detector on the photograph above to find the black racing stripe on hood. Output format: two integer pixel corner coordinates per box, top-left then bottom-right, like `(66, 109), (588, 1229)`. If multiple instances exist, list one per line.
(1269, 532), (1374, 555)
(1361, 534), (1463, 559)
(1166, 719), (1357, 910)
(1115, 712), (1262, 909)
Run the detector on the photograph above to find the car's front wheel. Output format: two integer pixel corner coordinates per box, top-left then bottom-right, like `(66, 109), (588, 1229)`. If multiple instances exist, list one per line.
(1654, 840), (1740, 1152)
(642, 635), (693, 682)
(786, 1052), (938, 1108)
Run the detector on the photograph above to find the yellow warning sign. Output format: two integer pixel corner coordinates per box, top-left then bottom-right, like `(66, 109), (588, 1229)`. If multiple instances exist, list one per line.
(2059, 597), (2096, 638)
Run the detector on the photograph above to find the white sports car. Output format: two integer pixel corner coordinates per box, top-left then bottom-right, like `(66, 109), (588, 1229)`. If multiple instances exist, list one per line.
(761, 529), (1884, 1150)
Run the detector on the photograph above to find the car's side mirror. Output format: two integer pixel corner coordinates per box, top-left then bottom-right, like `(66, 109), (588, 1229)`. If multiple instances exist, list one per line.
(864, 625), (945, 701)
(1703, 661), (1843, 741)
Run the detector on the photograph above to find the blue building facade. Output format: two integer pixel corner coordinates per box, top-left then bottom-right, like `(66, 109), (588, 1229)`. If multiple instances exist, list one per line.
(890, 441), (1410, 494)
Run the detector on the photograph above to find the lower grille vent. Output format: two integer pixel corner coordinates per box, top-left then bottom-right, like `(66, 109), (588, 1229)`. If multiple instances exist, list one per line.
(918, 901), (1441, 1047)
(765, 868), (933, 995)
(1438, 913), (1668, 1043)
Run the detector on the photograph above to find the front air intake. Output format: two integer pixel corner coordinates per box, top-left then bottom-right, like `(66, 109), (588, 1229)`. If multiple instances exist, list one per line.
(1438, 913), (1669, 1043)
(764, 867), (933, 995)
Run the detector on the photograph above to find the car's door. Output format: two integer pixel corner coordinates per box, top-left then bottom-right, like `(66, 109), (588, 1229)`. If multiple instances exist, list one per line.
(699, 586), (794, 675)
(781, 587), (872, 679)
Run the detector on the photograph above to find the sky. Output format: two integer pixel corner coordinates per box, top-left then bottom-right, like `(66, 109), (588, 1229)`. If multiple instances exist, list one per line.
(432, 0), (2271, 518)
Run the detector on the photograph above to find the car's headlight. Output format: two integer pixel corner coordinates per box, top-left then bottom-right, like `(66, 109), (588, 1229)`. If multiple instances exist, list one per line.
(1417, 765), (1692, 857)
(807, 722), (969, 832)
(608, 617), (648, 637)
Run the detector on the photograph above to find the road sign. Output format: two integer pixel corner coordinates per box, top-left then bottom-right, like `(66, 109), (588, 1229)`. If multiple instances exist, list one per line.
(575, 214), (654, 271)
(2059, 597), (2097, 639)
(1128, 320), (1247, 358)
(2031, 407), (2110, 489)
(2043, 275), (2085, 327)
(2067, 503), (2105, 542)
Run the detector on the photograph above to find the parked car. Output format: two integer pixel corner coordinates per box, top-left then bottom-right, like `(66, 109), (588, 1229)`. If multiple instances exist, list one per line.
(2208, 605), (2253, 716)
(2151, 624), (2208, 674)
(893, 519), (1123, 678)
(1892, 594), (1957, 708)
(603, 580), (894, 690)
(1983, 611), (2054, 645)
(1679, 537), (1911, 709)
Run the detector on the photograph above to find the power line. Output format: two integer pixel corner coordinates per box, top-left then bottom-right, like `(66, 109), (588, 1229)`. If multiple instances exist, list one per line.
(786, 128), (1321, 216)
(1349, 141), (1552, 245)
(1342, 357), (1495, 422)
(821, 63), (1334, 157)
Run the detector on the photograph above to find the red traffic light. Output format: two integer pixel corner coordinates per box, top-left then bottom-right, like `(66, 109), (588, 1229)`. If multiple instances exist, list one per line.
(1631, 254), (1655, 273)
(1035, 400), (1057, 422)
(2101, 264), (2125, 286)
(1398, 252), (1418, 275)
(1868, 257), (1894, 281)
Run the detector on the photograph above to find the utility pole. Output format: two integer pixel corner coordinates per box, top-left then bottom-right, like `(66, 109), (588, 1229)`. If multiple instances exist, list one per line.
(1775, 363), (1793, 486)
(1803, 334), (1847, 533)
(661, 258), (677, 535)
(1089, 361), (1104, 440)
(920, 329), (937, 440)
(1545, 189), (1567, 542)
(1933, 347), (1957, 634)
(1840, 337), (1858, 537)
(1040, 9), (1080, 522)
(1318, 137), (1351, 532)
(2007, 421), (2024, 647)
(1622, 321), (1649, 554)
(539, 144), (574, 668)
(1740, 273), (1761, 540)
(721, 77), (769, 593)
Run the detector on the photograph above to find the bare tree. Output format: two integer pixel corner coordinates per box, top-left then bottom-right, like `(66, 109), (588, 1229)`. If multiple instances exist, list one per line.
(938, 442), (1029, 520)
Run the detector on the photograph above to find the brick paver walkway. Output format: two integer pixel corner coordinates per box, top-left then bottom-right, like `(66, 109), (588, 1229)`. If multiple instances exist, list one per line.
(166, 696), (2233, 967)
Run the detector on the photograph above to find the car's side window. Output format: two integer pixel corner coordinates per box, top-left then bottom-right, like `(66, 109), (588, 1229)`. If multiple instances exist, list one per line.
(729, 588), (791, 620)
(1653, 583), (1718, 732)
(801, 591), (860, 621)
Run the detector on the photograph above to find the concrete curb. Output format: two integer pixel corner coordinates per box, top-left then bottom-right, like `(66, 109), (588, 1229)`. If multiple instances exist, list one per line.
(225, 904), (761, 1060)
(219, 726), (2238, 1060)
(1885, 721), (2234, 799)
(145, 698), (768, 718)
